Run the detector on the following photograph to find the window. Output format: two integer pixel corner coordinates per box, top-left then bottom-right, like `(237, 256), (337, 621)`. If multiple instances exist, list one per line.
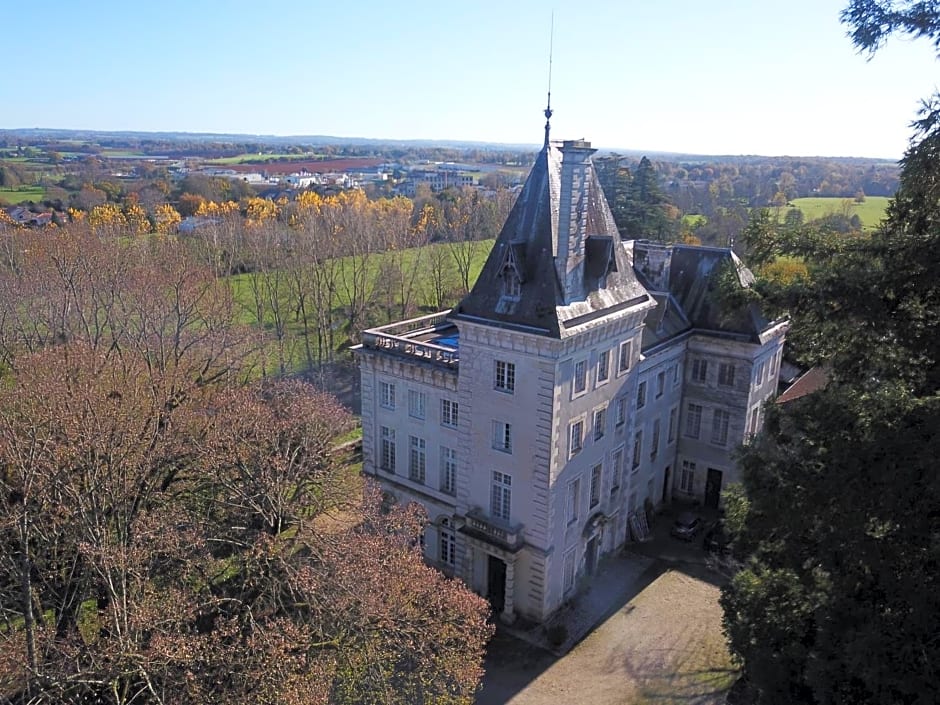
(593, 407), (607, 441)
(380, 381), (396, 410)
(632, 430), (643, 471)
(771, 350), (781, 379)
(408, 389), (426, 419)
(747, 405), (761, 438)
(754, 361), (765, 389)
(590, 463), (602, 508)
(692, 358), (708, 384)
(569, 419), (584, 457)
(440, 519), (456, 566)
(672, 364), (680, 387)
(380, 426), (396, 472)
(441, 398), (459, 428)
(566, 477), (581, 525)
(636, 381), (647, 409)
(503, 273), (521, 300)
(596, 350), (610, 384)
(667, 406), (678, 444)
(680, 460), (696, 493)
(563, 548), (577, 594)
(440, 446), (457, 495)
(618, 340), (633, 374)
(651, 419), (661, 459)
(492, 420), (512, 453)
(656, 371), (665, 398)
(685, 403), (703, 439)
(495, 360), (515, 393)
(491, 471), (512, 521)
(615, 397), (626, 427)
(573, 360), (587, 395)
(409, 436), (426, 483)
(711, 409), (730, 446)
(718, 362), (736, 387)
(610, 446), (624, 494)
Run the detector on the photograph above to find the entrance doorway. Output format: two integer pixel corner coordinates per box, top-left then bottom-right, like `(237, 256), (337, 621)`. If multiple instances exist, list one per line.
(662, 465), (671, 503)
(705, 468), (723, 509)
(585, 535), (599, 575)
(486, 555), (506, 615)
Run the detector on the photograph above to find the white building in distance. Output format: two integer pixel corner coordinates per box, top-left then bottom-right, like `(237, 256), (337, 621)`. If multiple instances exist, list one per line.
(356, 123), (787, 624)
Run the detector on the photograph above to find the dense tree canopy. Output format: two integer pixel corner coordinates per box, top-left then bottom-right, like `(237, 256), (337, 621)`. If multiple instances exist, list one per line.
(721, 4), (940, 703)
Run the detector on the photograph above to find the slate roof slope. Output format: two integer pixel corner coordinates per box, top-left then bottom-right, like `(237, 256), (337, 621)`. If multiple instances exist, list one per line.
(451, 141), (652, 338)
(633, 241), (770, 344)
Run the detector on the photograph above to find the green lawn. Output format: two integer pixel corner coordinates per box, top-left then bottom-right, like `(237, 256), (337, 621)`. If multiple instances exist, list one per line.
(206, 153), (324, 165)
(0, 186), (47, 204)
(224, 238), (494, 374)
(780, 196), (890, 230)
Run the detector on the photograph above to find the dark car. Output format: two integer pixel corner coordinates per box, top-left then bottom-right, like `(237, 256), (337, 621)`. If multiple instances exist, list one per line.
(670, 511), (703, 541)
(702, 520), (733, 554)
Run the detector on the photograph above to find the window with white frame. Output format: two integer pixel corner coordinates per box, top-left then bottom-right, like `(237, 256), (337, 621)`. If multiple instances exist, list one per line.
(747, 405), (761, 438)
(685, 403), (703, 439)
(573, 359), (587, 395)
(379, 381), (396, 410)
(563, 548), (577, 594)
(618, 340), (633, 374)
(596, 349), (610, 384)
(711, 409), (730, 446)
(656, 371), (665, 398)
(441, 398), (459, 428)
(651, 418), (661, 459)
(440, 446), (457, 495)
(632, 429), (643, 471)
(668, 406), (678, 444)
(636, 380), (647, 409)
(754, 361), (765, 389)
(593, 406), (607, 441)
(590, 463), (602, 508)
(408, 389), (426, 419)
(718, 362), (736, 387)
(380, 426), (396, 472)
(408, 436), (426, 483)
(569, 419), (584, 457)
(494, 360), (515, 393)
(492, 420), (512, 453)
(672, 363), (680, 387)
(692, 358), (708, 384)
(439, 519), (456, 566)
(771, 350), (781, 379)
(610, 446), (624, 494)
(615, 397), (626, 427)
(491, 471), (512, 521)
(680, 460), (696, 493)
(566, 477), (581, 525)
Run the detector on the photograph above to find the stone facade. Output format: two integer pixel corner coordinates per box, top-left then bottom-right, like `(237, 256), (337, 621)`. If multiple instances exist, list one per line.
(356, 135), (787, 624)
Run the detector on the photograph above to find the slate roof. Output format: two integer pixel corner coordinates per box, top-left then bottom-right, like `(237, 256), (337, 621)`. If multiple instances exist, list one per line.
(451, 141), (652, 338)
(633, 241), (771, 344)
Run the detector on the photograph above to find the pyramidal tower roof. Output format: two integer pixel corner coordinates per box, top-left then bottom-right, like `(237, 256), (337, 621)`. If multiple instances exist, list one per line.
(451, 126), (652, 338)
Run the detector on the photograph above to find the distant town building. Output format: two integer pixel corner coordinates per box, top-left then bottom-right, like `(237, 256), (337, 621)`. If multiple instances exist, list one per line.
(356, 123), (786, 623)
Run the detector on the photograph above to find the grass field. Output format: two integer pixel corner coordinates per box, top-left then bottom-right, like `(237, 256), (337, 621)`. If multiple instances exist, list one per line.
(780, 196), (890, 230)
(225, 238), (494, 375)
(0, 186), (47, 204)
(207, 153), (324, 165)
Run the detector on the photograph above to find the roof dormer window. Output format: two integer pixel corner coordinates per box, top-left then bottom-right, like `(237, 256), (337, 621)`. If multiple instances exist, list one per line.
(503, 271), (522, 301)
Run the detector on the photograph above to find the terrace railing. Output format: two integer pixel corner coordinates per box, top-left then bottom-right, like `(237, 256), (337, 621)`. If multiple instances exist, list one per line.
(361, 310), (458, 368)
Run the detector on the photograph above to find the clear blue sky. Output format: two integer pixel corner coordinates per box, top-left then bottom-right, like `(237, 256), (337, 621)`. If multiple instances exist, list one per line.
(2, 0), (936, 158)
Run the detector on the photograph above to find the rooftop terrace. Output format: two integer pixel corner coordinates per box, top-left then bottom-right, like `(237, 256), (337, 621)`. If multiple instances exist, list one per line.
(360, 311), (459, 369)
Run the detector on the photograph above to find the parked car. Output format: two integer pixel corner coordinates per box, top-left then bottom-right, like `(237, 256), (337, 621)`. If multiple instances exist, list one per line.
(702, 520), (733, 554)
(670, 512), (703, 541)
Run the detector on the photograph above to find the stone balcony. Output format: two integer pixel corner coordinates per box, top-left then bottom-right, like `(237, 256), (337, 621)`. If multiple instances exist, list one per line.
(461, 508), (525, 552)
(360, 311), (459, 369)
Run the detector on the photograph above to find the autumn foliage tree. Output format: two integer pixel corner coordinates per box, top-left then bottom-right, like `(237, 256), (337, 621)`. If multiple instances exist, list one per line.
(0, 223), (492, 704)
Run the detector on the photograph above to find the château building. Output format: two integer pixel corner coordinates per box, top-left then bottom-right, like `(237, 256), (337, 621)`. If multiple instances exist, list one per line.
(356, 117), (787, 624)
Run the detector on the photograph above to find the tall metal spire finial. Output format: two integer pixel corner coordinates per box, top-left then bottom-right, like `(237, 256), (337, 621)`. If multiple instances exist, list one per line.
(544, 12), (554, 148)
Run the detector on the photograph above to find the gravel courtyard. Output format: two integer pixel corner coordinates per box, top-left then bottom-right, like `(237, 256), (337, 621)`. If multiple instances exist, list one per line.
(477, 546), (738, 705)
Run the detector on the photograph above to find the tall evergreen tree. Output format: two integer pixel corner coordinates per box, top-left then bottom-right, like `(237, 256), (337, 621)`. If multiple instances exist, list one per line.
(721, 4), (940, 703)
